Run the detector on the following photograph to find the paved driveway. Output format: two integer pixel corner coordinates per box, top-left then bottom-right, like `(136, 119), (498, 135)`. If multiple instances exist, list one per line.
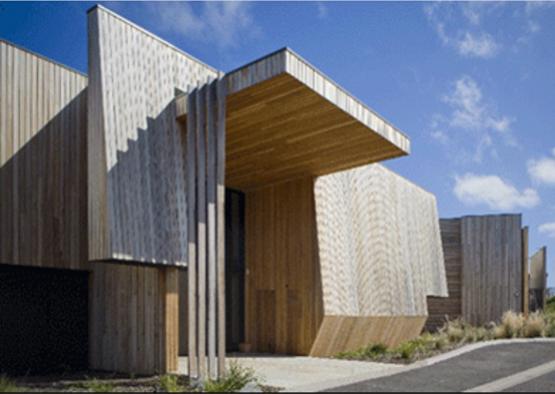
(326, 342), (555, 392)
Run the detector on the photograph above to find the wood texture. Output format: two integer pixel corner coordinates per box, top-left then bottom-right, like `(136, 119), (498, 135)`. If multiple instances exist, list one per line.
(87, 6), (217, 266)
(176, 48), (411, 190)
(245, 177), (323, 355)
(185, 80), (227, 379)
(461, 215), (523, 326)
(522, 227), (529, 317)
(426, 219), (463, 331)
(529, 246), (547, 311)
(314, 164), (447, 318)
(310, 316), (427, 357)
(0, 40), (88, 270)
(89, 263), (179, 374)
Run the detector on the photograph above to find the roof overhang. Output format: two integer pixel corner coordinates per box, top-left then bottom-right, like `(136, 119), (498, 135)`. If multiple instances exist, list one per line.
(177, 48), (410, 190)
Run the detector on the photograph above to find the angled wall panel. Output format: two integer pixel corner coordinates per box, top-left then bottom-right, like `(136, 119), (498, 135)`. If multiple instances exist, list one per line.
(314, 164), (447, 318)
(0, 40), (88, 270)
(529, 247), (547, 311)
(87, 6), (218, 265)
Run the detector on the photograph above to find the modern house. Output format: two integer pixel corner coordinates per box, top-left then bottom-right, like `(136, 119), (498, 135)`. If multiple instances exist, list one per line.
(426, 215), (531, 330)
(0, 5), (448, 379)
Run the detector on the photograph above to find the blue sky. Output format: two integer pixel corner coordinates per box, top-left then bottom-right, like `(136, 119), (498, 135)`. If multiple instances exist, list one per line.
(1, 1), (554, 285)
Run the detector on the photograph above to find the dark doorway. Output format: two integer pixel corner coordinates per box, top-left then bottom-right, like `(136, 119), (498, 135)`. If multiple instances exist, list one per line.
(0, 264), (89, 375)
(225, 189), (245, 351)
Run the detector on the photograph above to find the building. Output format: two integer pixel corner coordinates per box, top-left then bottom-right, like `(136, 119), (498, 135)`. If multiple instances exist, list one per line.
(529, 247), (548, 312)
(0, 5), (447, 379)
(426, 215), (530, 330)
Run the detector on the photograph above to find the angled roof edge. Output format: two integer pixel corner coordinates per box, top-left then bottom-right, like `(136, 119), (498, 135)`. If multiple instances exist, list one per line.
(225, 47), (410, 154)
(88, 4), (220, 75)
(0, 38), (88, 78)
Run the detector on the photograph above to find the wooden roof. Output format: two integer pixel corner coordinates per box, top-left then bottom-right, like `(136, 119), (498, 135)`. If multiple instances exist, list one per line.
(177, 48), (410, 190)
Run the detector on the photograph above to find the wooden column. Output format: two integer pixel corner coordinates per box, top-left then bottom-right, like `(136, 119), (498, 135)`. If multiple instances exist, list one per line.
(522, 226), (529, 317)
(186, 77), (227, 381)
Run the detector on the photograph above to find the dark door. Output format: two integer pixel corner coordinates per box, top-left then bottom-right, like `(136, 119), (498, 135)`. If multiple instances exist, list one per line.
(0, 264), (89, 375)
(225, 189), (245, 351)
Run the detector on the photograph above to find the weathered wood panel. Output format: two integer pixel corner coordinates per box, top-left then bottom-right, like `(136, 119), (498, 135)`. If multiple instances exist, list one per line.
(87, 5), (217, 265)
(185, 80), (227, 379)
(461, 215), (523, 326)
(310, 316), (427, 357)
(89, 263), (179, 375)
(426, 219), (463, 331)
(245, 177), (324, 355)
(529, 246), (547, 311)
(314, 164), (447, 318)
(0, 40), (88, 271)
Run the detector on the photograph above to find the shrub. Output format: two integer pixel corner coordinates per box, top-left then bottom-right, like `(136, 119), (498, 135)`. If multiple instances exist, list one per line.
(0, 376), (20, 393)
(336, 343), (388, 361)
(523, 312), (546, 338)
(441, 319), (466, 343)
(204, 362), (258, 393)
(158, 375), (187, 393)
(500, 311), (525, 338)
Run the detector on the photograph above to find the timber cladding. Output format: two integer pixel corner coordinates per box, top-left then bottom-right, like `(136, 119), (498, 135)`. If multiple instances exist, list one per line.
(427, 215), (526, 329)
(0, 40), (88, 270)
(245, 177), (323, 355)
(87, 6), (218, 266)
(426, 219), (462, 331)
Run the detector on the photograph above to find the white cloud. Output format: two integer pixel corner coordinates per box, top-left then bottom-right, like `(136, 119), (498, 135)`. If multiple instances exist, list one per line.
(528, 152), (555, 185)
(430, 129), (449, 145)
(457, 32), (499, 58)
(431, 76), (516, 162)
(151, 2), (258, 49)
(539, 222), (555, 239)
(316, 2), (328, 19)
(454, 173), (540, 211)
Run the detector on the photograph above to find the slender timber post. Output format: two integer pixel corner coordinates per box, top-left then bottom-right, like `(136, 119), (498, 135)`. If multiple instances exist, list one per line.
(216, 75), (227, 378)
(187, 89), (198, 379)
(186, 77), (227, 381)
(522, 226), (529, 317)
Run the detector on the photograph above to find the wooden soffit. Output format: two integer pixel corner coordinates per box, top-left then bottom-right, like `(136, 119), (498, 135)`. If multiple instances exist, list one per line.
(177, 48), (410, 190)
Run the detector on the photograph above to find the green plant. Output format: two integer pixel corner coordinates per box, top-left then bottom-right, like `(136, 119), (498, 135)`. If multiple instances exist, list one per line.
(79, 378), (114, 393)
(159, 375), (187, 393)
(546, 297), (555, 316)
(0, 376), (20, 393)
(336, 343), (388, 361)
(204, 362), (258, 393)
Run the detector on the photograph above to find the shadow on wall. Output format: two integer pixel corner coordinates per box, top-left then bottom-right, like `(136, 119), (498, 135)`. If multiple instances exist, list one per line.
(102, 101), (189, 265)
(0, 90), (88, 269)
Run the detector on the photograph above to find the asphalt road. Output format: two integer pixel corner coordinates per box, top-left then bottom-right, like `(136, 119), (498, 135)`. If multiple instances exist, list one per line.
(326, 342), (555, 392)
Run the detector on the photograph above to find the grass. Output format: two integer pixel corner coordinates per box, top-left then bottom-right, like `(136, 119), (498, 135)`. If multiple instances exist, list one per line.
(336, 309), (555, 364)
(204, 362), (258, 393)
(158, 374), (188, 393)
(74, 378), (115, 392)
(0, 376), (20, 393)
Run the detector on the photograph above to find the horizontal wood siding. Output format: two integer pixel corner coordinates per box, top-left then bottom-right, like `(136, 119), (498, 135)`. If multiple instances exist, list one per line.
(0, 40), (88, 271)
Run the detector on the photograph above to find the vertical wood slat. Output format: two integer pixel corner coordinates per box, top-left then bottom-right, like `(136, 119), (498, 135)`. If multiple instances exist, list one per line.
(206, 81), (217, 379)
(186, 77), (226, 380)
(216, 76), (227, 378)
(522, 227), (529, 317)
(186, 90), (198, 379)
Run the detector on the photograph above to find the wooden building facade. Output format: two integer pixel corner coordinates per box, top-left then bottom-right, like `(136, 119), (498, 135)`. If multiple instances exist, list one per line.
(426, 215), (530, 330)
(1, 5), (454, 378)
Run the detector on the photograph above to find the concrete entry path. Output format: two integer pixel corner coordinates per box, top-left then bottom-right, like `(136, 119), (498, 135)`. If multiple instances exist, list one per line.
(326, 341), (555, 392)
(178, 355), (404, 391)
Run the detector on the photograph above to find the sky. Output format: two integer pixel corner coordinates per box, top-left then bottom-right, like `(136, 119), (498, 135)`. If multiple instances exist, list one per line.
(1, 1), (554, 285)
